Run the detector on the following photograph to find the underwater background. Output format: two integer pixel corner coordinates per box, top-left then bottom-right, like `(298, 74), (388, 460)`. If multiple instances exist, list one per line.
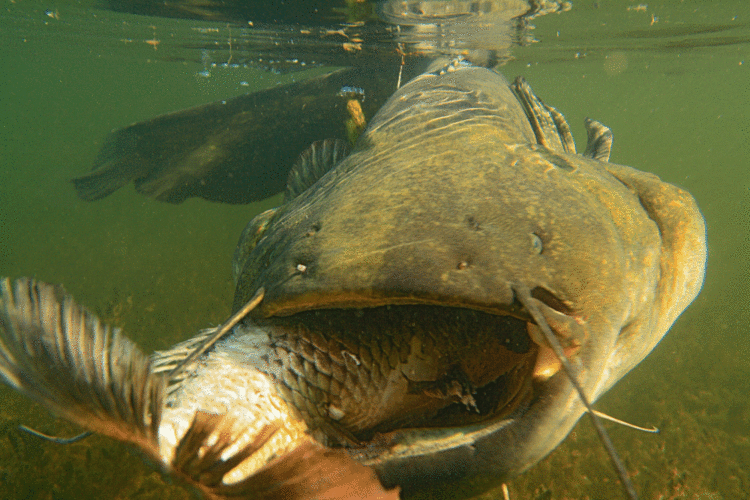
(1, 0), (748, 498)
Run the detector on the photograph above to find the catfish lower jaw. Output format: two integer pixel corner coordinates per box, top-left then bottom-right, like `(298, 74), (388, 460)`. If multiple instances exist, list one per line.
(253, 304), (540, 444)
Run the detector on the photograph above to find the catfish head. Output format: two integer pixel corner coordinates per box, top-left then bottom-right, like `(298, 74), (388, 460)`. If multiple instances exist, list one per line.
(231, 59), (706, 494)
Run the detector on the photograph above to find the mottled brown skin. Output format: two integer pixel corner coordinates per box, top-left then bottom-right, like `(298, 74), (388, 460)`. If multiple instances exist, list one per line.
(232, 59), (706, 496)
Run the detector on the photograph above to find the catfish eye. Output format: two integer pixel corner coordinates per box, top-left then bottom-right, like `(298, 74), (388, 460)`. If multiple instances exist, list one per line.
(530, 232), (543, 254)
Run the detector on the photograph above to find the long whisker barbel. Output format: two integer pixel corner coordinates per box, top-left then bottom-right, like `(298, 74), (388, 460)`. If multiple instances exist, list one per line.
(512, 283), (639, 500)
(589, 409), (659, 434)
(168, 287), (265, 379)
(18, 425), (92, 444)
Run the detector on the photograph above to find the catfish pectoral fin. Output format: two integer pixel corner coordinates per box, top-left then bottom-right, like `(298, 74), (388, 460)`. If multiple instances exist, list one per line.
(0, 277), (163, 456)
(583, 118), (613, 162)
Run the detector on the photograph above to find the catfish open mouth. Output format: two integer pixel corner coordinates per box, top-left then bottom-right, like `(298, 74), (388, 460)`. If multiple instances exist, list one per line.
(253, 303), (542, 444)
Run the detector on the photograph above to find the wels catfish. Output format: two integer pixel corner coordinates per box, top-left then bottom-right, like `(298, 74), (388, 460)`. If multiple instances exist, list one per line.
(1, 57), (706, 499)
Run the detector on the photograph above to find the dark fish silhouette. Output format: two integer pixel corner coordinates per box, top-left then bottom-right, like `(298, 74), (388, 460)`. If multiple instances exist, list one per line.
(71, 65), (399, 204)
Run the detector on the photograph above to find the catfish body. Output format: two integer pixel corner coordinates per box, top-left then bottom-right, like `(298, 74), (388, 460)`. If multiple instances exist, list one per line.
(230, 59), (706, 494)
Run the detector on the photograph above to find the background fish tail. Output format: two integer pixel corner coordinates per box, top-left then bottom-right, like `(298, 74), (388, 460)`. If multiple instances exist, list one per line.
(72, 125), (149, 200)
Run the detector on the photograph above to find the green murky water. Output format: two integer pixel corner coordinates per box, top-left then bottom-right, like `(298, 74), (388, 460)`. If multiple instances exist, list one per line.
(1, 1), (748, 498)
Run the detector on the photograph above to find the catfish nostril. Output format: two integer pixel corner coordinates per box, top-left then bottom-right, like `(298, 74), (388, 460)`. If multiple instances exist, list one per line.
(305, 222), (322, 237)
(305, 225), (321, 238)
(465, 216), (481, 231)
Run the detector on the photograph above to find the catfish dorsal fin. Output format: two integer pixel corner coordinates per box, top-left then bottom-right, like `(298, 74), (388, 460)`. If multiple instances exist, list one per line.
(284, 139), (350, 201)
(511, 77), (576, 154)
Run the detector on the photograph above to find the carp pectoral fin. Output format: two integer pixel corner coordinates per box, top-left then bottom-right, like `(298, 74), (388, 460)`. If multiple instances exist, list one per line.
(171, 412), (279, 488)
(583, 118), (614, 162)
(195, 429), (401, 500)
(0, 277), (163, 457)
(171, 412), (399, 499)
(167, 286), (265, 380)
(511, 77), (576, 154)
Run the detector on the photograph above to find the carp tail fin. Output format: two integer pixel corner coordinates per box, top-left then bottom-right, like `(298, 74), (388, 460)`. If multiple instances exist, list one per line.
(0, 277), (164, 456)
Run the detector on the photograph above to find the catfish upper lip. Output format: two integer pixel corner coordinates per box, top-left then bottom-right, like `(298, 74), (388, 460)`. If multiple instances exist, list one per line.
(251, 289), (536, 322)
